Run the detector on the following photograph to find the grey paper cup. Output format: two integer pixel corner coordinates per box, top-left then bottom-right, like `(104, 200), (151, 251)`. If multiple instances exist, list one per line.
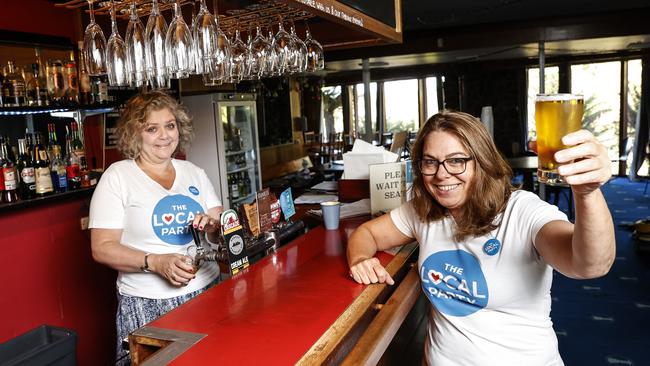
(321, 201), (341, 230)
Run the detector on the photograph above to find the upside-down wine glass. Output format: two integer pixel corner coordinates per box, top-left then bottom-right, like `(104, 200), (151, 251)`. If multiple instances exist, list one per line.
(265, 26), (278, 77)
(203, 0), (231, 86)
(288, 21), (307, 74)
(247, 24), (268, 79)
(145, 0), (169, 89)
(229, 28), (247, 83)
(83, 0), (107, 76)
(166, 0), (194, 79)
(106, 0), (129, 86)
(273, 20), (292, 75)
(126, 1), (147, 87)
(304, 21), (324, 72)
(192, 0), (216, 76)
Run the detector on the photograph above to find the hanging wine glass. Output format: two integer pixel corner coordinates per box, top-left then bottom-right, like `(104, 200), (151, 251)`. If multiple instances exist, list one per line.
(304, 21), (324, 72)
(203, 10), (230, 86)
(229, 28), (247, 83)
(273, 20), (292, 75)
(288, 21), (307, 74)
(192, 0), (216, 76)
(166, 0), (194, 79)
(145, 0), (169, 89)
(242, 27), (254, 80)
(247, 24), (268, 79)
(126, 1), (148, 87)
(264, 26), (278, 77)
(106, 0), (128, 86)
(83, 0), (107, 76)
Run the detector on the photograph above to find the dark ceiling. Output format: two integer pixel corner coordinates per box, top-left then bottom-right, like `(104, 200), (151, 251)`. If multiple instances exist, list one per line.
(401, 0), (650, 31)
(325, 0), (650, 74)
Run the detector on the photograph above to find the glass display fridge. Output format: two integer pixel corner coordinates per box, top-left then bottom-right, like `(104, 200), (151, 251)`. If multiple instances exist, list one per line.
(183, 93), (261, 210)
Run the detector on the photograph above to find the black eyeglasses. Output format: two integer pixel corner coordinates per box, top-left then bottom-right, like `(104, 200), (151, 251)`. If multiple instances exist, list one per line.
(416, 157), (473, 176)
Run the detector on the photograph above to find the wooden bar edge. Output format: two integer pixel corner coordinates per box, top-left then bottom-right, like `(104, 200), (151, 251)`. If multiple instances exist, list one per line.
(129, 326), (207, 365)
(341, 265), (420, 365)
(295, 242), (418, 365)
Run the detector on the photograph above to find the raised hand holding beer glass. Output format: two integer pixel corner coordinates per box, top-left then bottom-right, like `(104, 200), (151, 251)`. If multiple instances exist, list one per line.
(535, 94), (584, 184)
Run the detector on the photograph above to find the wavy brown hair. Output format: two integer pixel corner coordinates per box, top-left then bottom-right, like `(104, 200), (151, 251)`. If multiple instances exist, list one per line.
(115, 90), (193, 159)
(411, 110), (515, 242)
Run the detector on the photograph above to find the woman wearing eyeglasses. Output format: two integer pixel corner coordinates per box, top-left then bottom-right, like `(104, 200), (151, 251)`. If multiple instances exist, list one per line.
(347, 111), (615, 365)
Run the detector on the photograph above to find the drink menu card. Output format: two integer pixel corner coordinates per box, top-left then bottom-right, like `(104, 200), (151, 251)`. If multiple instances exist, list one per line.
(279, 188), (296, 221)
(256, 188), (273, 232)
(243, 201), (260, 237)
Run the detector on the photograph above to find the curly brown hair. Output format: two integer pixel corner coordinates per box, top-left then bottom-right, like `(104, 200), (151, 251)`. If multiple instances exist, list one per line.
(411, 110), (515, 242)
(115, 90), (193, 159)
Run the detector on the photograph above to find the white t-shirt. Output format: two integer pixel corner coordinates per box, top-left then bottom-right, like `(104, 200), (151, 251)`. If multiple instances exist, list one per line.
(89, 159), (222, 299)
(390, 190), (568, 366)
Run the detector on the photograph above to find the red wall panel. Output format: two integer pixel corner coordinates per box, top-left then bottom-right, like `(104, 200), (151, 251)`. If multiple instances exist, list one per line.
(0, 199), (116, 365)
(1, 0), (77, 41)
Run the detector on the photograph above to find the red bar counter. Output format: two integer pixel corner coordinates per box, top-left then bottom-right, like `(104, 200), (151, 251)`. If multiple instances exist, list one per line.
(129, 216), (417, 365)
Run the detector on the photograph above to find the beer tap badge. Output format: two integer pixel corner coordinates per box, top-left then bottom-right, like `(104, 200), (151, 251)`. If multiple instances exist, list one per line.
(152, 194), (204, 245)
(420, 250), (489, 317)
(221, 209), (249, 275)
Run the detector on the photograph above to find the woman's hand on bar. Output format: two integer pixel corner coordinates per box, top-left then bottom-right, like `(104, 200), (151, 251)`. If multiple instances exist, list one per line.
(349, 257), (395, 285)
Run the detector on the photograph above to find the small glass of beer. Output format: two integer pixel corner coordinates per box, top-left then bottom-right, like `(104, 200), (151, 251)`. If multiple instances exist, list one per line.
(534, 93), (584, 184)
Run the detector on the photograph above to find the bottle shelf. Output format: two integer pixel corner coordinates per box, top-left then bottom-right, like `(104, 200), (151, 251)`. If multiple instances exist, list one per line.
(231, 192), (256, 205)
(227, 165), (253, 174)
(0, 104), (115, 116)
(225, 149), (253, 157)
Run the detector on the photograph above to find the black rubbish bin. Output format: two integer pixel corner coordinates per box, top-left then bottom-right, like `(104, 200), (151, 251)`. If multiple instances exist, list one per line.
(0, 325), (77, 366)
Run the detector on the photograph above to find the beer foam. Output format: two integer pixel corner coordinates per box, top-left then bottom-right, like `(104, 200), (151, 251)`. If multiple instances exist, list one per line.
(536, 94), (583, 102)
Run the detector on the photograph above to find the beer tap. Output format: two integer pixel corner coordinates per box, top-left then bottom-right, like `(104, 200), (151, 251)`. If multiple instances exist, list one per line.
(187, 224), (227, 267)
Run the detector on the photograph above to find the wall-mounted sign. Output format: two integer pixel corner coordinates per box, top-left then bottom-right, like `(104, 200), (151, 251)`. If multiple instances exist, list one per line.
(104, 112), (120, 149)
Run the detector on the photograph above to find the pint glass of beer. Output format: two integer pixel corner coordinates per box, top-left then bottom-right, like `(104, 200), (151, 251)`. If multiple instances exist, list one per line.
(534, 94), (584, 184)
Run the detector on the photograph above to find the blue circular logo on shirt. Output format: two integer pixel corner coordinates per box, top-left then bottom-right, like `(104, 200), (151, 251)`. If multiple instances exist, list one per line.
(188, 186), (199, 195)
(420, 250), (489, 317)
(151, 194), (204, 245)
(483, 238), (501, 256)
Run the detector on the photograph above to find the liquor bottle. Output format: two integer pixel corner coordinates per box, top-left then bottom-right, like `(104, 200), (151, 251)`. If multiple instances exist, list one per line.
(71, 122), (90, 187)
(16, 138), (36, 200)
(90, 74), (109, 104)
(244, 171), (252, 195)
(1, 136), (20, 203)
(50, 144), (68, 193)
(230, 173), (240, 200)
(47, 122), (61, 161)
(64, 50), (79, 104)
(2, 61), (27, 107)
(46, 59), (66, 104)
(33, 132), (53, 196)
(64, 127), (81, 190)
(77, 41), (92, 105)
(26, 63), (49, 106)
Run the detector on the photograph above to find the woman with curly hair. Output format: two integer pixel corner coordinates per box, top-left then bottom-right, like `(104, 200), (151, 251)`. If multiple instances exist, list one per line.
(347, 110), (615, 365)
(89, 91), (222, 365)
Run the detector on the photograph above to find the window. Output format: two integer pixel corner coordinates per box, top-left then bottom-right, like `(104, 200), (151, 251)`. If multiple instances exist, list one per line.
(425, 77), (439, 121)
(526, 66), (559, 136)
(321, 86), (343, 136)
(353, 82), (377, 136)
(384, 79), (418, 133)
(625, 59), (646, 175)
(571, 61), (621, 173)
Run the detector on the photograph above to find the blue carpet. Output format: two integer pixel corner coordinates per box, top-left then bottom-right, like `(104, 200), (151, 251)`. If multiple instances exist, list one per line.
(550, 178), (650, 366)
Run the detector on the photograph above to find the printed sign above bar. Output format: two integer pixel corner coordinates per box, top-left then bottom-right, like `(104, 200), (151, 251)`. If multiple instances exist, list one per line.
(287, 0), (402, 47)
